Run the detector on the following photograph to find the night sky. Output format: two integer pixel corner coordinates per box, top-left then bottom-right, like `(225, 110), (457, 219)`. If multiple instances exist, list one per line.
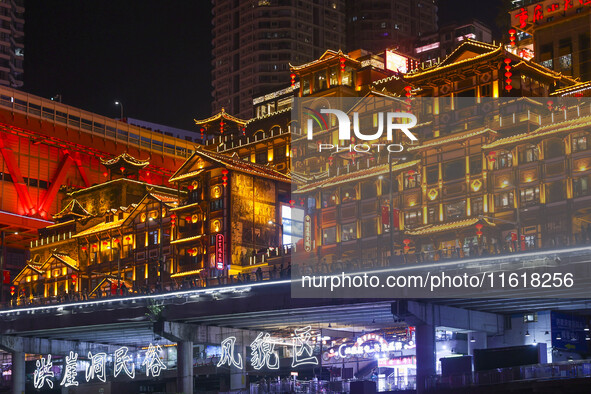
(23, 0), (505, 131)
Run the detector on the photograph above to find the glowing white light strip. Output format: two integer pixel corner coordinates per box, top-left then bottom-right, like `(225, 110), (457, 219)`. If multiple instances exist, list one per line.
(0, 279), (291, 315)
(3, 246), (590, 316)
(0, 210), (53, 224)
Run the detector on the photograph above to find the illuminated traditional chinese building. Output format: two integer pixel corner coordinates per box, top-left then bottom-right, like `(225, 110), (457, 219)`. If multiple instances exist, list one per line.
(11, 154), (180, 301)
(168, 148), (291, 281)
(290, 40), (591, 266)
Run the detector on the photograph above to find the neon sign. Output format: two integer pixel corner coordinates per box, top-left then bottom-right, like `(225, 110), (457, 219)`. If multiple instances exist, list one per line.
(216, 234), (225, 270)
(217, 336), (243, 369)
(292, 326), (319, 367)
(33, 345), (167, 388)
(324, 333), (415, 359)
(60, 351), (79, 387)
(33, 355), (54, 389)
(378, 356), (416, 367)
(251, 332), (280, 370)
(217, 327), (318, 371)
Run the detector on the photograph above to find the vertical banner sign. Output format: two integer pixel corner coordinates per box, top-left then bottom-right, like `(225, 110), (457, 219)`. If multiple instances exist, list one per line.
(216, 234), (225, 270)
(304, 215), (312, 252)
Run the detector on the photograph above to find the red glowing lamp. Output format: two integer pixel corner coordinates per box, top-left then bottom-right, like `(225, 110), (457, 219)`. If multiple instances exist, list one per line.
(10, 286), (15, 296)
(403, 239), (411, 245)
(476, 230), (483, 236)
(475, 223), (484, 230)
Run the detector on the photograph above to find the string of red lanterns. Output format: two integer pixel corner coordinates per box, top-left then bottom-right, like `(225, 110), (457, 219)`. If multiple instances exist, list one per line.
(340, 57), (346, 72)
(290, 73), (296, 88)
(222, 168), (229, 187)
(508, 28), (516, 47)
(475, 222), (484, 237)
(504, 58), (513, 92)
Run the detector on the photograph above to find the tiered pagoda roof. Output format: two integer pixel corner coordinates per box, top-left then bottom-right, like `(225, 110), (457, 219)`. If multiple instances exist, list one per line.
(52, 199), (92, 221)
(169, 147), (291, 183)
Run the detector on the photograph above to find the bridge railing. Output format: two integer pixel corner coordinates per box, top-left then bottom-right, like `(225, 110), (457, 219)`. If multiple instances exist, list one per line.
(0, 86), (195, 160)
(426, 359), (591, 390)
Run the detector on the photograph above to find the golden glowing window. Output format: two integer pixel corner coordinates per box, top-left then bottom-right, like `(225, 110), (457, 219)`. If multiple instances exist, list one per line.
(62, 267), (67, 276)
(33, 275), (38, 281)
(46, 270), (51, 278)
(211, 186), (222, 199)
(26, 276), (31, 282)
(211, 220), (221, 232)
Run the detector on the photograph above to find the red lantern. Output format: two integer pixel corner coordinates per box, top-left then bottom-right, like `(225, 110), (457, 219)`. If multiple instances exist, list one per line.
(170, 213), (177, 219)
(505, 84), (513, 91)
(476, 230), (483, 236)
(220, 120), (225, 134)
(188, 184), (194, 191)
(340, 57), (346, 72)
(508, 28), (516, 35)
(120, 166), (125, 173)
(289, 200), (295, 207)
(404, 245), (410, 252)
(475, 223), (484, 230)
(186, 216), (192, 222)
(92, 244), (97, 249)
(71, 274), (77, 286)
(103, 241), (108, 246)
(103, 171), (108, 177)
(200, 127), (205, 139)
(81, 246), (87, 251)
(125, 236), (131, 241)
(187, 248), (194, 254)
(10, 286), (15, 296)
(504, 58), (512, 64)
(114, 238), (120, 243)
(403, 239), (411, 245)
(290, 73), (296, 87)
(505, 65), (512, 71)
(408, 169), (415, 181)
(547, 100), (553, 110)
(505, 71), (512, 78)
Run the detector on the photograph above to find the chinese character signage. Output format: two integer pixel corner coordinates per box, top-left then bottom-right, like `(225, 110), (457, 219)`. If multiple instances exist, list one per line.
(216, 233), (225, 270)
(33, 344), (166, 388)
(511, 0), (591, 30)
(304, 215), (312, 252)
(551, 311), (587, 352)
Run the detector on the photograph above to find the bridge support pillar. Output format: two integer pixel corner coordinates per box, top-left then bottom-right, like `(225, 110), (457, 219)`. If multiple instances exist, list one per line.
(415, 324), (436, 394)
(11, 351), (24, 394)
(468, 331), (487, 357)
(176, 340), (193, 394)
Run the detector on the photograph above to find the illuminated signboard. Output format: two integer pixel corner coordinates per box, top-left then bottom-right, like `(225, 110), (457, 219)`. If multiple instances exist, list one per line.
(33, 345), (165, 389)
(415, 42), (440, 54)
(385, 50), (410, 73)
(323, 333), (415, 360)
(378, 356), (416, 368)
(216, 234), (224, 270)
(281, 205), (304, 246)
(511, 0), (590, 31)
(304, 215), (312, 252)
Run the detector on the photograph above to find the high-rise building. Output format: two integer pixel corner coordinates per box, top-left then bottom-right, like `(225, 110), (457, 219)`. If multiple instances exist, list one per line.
(346, 0), (438, 55)
(414, 19), (492, 62)
(210, 0), (346, 119)
(0, 0), (23, 88)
